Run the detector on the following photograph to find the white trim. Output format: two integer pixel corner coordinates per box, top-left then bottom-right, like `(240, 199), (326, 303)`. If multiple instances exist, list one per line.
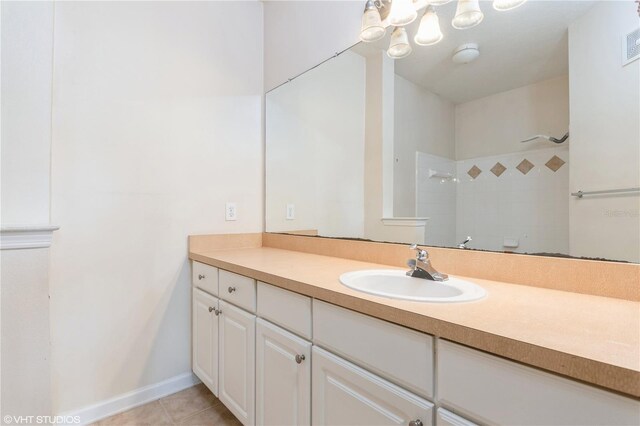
(381, 217), (429, 227)
(59, 372), (201, 425)
(0, 225), (60, 250)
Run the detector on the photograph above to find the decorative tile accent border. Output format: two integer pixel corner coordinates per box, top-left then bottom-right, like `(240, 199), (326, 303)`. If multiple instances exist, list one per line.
(546, 155), (566, 172)
(516, 159), (534, 175)
(490, 162), (507, 177)
(467, 165), (482, 179)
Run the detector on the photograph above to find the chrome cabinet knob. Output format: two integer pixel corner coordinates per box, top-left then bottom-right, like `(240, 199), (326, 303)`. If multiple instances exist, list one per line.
(228, 286), (236, 293)
(409, 420), (423, 426)
(208, 307), (221, 316)
(198, 274), (205, 280)
(295, 354), (305, 364)
(208, 306), (214, 312)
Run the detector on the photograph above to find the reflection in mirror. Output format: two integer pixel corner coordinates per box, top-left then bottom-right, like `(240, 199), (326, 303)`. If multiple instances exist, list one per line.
(266, 0), (640, 263)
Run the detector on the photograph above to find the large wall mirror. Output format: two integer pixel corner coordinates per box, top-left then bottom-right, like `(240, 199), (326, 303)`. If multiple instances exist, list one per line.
(265, 0), (640, 263)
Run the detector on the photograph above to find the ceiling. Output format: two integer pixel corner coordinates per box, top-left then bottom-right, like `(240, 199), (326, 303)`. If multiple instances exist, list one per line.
(354, 0), (596, 104)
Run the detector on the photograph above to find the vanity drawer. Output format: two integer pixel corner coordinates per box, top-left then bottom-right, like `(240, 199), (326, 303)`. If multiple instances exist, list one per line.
(219, 270), (256, 313)
(312, 300), (434, 399)
(313, 346), (434, 426)
(436, 408), (477, 426)
(192, 261), (218, 296)
(437, 340), (640, 425)
(257, 282), (312, 339)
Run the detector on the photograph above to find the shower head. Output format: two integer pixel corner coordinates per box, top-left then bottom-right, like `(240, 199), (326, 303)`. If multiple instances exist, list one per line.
(520, 132), (569, 144)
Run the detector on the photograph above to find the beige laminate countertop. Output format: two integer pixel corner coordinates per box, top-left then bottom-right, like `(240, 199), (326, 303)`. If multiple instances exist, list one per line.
(189, 246), (640, 398)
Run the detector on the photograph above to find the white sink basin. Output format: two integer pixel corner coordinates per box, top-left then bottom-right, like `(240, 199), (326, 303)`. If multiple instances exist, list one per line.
(339, 269), (486, 303)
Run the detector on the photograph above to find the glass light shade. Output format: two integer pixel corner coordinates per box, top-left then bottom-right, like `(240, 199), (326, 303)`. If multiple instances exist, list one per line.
(360, 2), (386, 42)
(414, 6), (443, 46)
(387, 27), (413, 59)
(493, 0), (527, 11)
(428, 0), (453, 5)
(389, 0), (418, 26)
(452, 0), (484, 29)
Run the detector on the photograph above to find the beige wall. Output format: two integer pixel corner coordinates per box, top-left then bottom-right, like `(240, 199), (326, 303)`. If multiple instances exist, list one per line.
(1, 249), (52, 418)
(266, 51), (366, 238)
(1, 0), (53, 226)
(1, 1), (55, 418)
(455, 75), (570, 160)
(568, 1), (640, 263)
(49, 1), (263, 414)
(394, 76), (455, 216)
(263, 1), (363, 92)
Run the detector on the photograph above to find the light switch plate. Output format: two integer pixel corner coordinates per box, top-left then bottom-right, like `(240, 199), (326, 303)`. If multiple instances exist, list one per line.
(225, 202), (237, 221)
(286, 203), (295, 220)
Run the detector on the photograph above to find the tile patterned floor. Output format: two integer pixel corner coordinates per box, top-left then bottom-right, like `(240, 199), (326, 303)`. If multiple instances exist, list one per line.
(91, 384), (241, 426)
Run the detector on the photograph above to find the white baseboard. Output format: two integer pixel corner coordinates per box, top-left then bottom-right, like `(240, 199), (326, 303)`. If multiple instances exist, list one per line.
(60, 372), (200, 425)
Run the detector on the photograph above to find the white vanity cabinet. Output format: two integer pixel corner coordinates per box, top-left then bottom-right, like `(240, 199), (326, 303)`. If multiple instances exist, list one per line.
(191, 263), (257, 426)
(192, 262), (640, 426)
(436, 408), (477, 426)
(256, 318), (311, 426)
(192, 287), (219, 396)
(313, 299), (434, 399)
(218, 299), (256, 426)
(437, 340), (640, 426)
(312, 346), (434, 426)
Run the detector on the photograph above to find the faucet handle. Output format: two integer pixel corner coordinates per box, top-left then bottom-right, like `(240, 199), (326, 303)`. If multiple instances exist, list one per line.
(409, 243), (428, 261)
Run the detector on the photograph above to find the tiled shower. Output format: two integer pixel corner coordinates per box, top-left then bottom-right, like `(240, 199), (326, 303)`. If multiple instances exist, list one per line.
(417, 146), (569, 254)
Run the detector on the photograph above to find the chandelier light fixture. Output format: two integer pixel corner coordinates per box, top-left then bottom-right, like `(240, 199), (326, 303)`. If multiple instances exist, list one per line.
(360, 0), (386, 42)
(492, 0), (528, 11)
(388, 0), (418, 26)
(359, 0), (527, 59)
(414, 5), (443, 46)
(451, 0), (484, 29)
(388, 27), (413, 58)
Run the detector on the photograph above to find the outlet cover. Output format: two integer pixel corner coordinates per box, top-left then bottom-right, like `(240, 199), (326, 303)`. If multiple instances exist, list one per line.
(286, 203), (295, 220)
(225, 202), (237, 221)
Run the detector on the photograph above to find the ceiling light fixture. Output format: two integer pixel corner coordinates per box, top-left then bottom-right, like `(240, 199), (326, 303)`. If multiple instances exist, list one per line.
(493, 0), (527, 11)
(360, 0), (386, 42)
(388, 27), (413, 59)
(452, 43), (480, 63)
(452, 0), (484, 29)
(388, 0), (418, 26)
(414, 6), (443, 46)
(358, 0), (525, 59)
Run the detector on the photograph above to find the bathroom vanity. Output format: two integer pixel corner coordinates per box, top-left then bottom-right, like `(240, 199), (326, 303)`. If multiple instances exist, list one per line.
(188, 233), (640, 426)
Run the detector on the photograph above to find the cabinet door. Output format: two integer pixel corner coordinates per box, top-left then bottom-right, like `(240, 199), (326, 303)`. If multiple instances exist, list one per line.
(192, 288), (219, 396)
(219, 300), (255, 426)
(256, 318), (311, 426)
(312, 346), (434, 426)
(436, 408), (477, 426)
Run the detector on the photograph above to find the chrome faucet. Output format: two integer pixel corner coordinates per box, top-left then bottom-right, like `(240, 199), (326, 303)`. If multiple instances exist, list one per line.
(458, 236), (472, 249)
(406, 244), (448, 282)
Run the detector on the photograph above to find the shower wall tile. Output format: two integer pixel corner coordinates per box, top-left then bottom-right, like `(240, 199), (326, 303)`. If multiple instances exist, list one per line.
(415, 147), (569, 254)
(455, 146), (569, 255)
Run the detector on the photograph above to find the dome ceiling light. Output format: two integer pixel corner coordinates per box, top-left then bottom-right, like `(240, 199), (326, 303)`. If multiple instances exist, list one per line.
(359, 0), (527, 59)
(452, 43), (480, 64)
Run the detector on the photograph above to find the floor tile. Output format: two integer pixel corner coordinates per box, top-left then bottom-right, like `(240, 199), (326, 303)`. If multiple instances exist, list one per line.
(159, 383), (217, 422)
(92, 400), (172, 425)
(179, 404), (241, 426)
